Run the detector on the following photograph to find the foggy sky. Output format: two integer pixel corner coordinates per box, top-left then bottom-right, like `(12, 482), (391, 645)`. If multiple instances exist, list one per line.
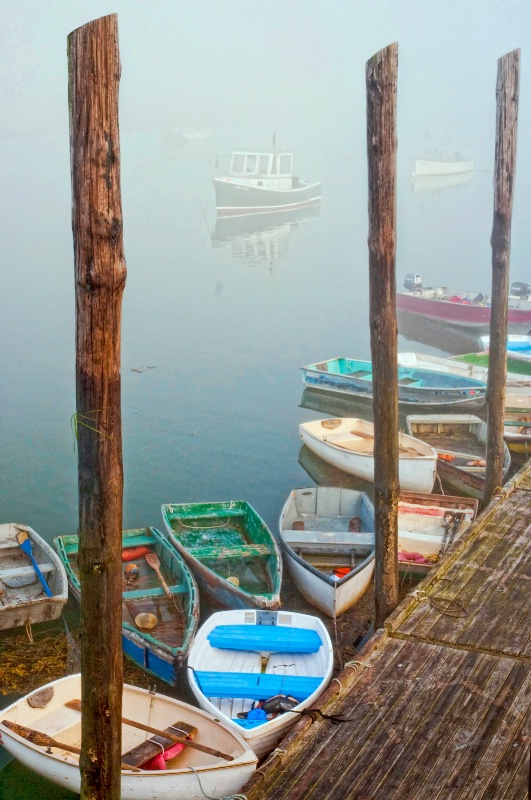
(1, 0), (529, 148)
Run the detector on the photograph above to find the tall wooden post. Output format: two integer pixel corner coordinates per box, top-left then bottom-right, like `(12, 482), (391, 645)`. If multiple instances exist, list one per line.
(68, 15), (126, 800)
(366, 43), (399, 628)
(484, 49), (520, 507)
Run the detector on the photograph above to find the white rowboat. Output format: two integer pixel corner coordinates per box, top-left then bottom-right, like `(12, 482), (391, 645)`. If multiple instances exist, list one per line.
(0, 673), (257, 799)
(278, 487), (375, 617)
(0, 523), (68, 631)
(187, 609), (333, 758)
(299, 418), (437, 493)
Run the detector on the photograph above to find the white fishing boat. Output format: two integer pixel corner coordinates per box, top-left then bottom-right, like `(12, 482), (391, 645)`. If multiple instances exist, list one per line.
(187, 609), (333, 758)
(0, 523), (68, 632)
(480, 333), (531, 364)
(0, 673), (257, 799)
(213, 137), (320, 218)
(299, 418), (437, 493)
(406, 414), (511, 501)
(397, 491), (478, 575)
(278, 487), (375, 617)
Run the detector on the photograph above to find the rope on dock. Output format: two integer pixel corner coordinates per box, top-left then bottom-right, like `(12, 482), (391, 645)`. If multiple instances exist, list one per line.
(254, 749), (289, 782)
(407, 587), (467, 617)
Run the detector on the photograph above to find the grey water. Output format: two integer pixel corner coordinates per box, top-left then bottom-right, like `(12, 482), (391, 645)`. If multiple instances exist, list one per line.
(0, 121), (525, 796)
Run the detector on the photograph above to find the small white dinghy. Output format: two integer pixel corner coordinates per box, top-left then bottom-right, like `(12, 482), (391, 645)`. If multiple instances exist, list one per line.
(0, 523), (68, 631)
(0, 673), (257, 799)
(299, 418), (438, 493)
(278, 486), (375, 617)
(187, 609), (333, 758)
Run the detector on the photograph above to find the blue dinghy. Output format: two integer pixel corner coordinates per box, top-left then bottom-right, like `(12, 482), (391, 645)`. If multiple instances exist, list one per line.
(301, 356), (486, 410)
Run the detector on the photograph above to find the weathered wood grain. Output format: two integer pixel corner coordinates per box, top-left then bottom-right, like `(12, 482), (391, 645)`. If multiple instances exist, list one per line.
(68, 13), (126, 800)
(366, 42), (400, 627)
(485, 49), (520, 505)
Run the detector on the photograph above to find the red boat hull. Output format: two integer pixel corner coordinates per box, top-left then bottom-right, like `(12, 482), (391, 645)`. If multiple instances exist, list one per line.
(396, 291), (531, 329)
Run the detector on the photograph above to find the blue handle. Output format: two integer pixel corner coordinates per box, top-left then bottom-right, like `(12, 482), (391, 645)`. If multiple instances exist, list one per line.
(28, 553), (54, 598)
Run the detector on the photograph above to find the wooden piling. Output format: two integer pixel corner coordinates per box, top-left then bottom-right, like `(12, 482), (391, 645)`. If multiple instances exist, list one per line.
(366, 42), (399, 628)
(68, 14), (126, 800)
(484, 49), (520, 506)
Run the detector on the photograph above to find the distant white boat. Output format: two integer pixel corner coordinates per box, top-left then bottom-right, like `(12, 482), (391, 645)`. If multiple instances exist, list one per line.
(298, 417), (438, 493)
(171, 127), (210, 142)
(414, 157), (474, 176)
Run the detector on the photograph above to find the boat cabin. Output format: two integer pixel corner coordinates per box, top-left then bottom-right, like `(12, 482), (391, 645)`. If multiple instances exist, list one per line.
(228, 151), (295, 190)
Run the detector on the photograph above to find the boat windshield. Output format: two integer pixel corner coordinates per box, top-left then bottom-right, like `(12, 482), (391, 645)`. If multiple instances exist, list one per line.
(230, 151), (293, 177)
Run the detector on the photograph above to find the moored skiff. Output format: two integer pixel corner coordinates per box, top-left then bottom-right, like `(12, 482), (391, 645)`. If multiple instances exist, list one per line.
(187, 609), (333, 758)
(0, 673), (257, 799)
(278, 486), (375, 617)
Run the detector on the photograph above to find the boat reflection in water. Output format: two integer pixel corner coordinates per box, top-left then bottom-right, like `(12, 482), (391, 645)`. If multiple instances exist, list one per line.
(298, 444), (374, 494)
(211, 204), (320, 267)
(410, 170), (474, 195)
(397, 310), (485, 355)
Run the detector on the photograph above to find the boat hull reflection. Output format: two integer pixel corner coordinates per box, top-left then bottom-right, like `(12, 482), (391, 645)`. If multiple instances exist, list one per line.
(212, 204), (320, 266)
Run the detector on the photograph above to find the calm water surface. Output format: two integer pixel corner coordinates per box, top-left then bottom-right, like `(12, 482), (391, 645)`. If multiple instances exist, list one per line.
(1, 123), (527, 796)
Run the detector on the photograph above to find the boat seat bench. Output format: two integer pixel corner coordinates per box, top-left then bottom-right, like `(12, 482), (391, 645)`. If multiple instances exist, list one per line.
(0, 563), (55, 580)
(121, 720), (197, 768)
(186, 543), (271, 560)
(194, 671), (322, 701)
(207, 624), (322, 652)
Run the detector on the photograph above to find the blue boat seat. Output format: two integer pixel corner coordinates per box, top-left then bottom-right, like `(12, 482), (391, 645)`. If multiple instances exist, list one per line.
(194, 671), (322, 700)
(207, 625), (322, 653)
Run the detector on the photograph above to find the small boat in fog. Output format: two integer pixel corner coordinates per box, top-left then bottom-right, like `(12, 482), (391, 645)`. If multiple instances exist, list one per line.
(398, 351), (530, 388)
(397, 275), (531, 331)
(300, 356), (487, 409)
(405, 414), (511, 501)
(414, 156), (474, 176)
(278, 486), (375, 617)
(213, 139), (320, 218)
(299, 418), (438, 493)
(161, 501), (282, 610)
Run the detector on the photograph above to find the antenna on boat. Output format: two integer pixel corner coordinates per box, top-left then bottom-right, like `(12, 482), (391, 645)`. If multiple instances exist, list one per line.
(272, 131), (276, 152)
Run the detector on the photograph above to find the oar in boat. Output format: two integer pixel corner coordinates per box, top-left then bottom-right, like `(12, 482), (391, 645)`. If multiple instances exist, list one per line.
(144, 552), (173, 599)
(0, 720), (140, 771)
(65, 700), (234, 761)
(15, 528), (53, 598)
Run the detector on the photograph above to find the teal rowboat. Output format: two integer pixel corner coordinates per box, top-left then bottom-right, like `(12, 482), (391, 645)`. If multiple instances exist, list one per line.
(161, 501), (282, 610)
(53, 527), (199, 685)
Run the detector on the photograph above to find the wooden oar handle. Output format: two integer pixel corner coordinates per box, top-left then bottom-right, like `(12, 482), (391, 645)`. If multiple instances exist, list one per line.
(1, 720), (139, 771)
(65, 700), (234, 761)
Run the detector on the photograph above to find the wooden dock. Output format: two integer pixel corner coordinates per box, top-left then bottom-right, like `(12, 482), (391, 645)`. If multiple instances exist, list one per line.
(243, 463), (531, 799)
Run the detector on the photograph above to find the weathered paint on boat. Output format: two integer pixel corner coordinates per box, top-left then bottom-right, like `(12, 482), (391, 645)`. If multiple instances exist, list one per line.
(397, 491), (478, 576)
(0, 523), (68, 631)
(405, 414), (511, 501)
(396, 286), (531, 329)
(278, 487), (375, 617)
(299, 418), (438, 493)
(301, 357), (486, 409)
(452, 350), (531, 377)
(398, 351), (530, 387)
(53, 527), (199, 685)
(161, 501), (282, 610)
(187, 609), (333, 758)
(0, 673), (257, 799)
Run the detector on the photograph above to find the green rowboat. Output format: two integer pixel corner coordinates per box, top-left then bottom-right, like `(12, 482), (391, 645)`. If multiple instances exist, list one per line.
(161, 501), (282, 610)
(53, 527), (199, 685)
